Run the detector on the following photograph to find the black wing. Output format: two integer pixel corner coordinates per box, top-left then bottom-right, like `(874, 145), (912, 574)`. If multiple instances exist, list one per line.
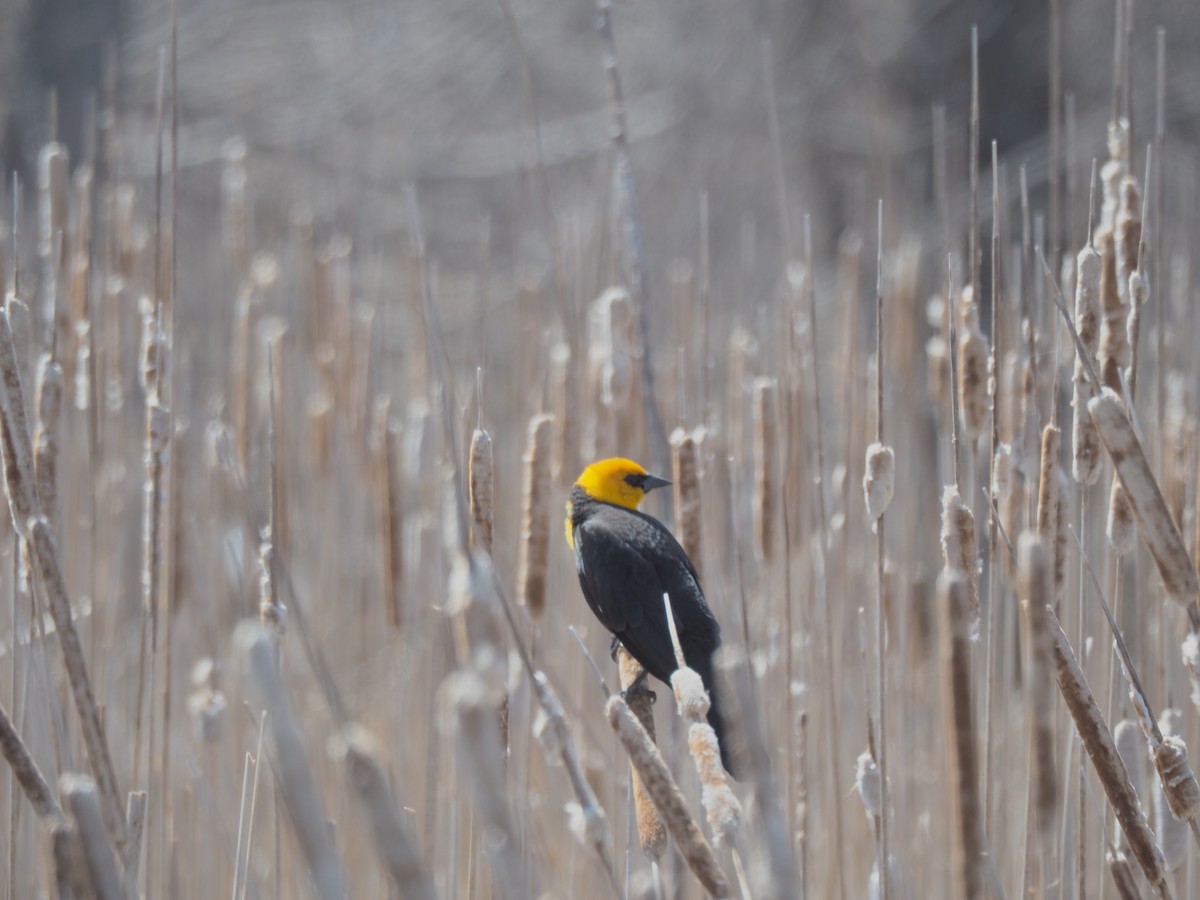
(574, 508), (716, 684)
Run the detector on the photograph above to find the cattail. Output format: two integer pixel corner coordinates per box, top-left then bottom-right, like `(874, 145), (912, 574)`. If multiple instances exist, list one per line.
(1088, 388), (1200, 611)
(671, 427), (704, 581)
(221, 137), (250, 280)
(102, 276), (124, 412)
(73, 319), (91, 413)
(1114, 177), (1141, 311)
(1184, 633), (1200, 715)
(0, 309), (38, 528)
(232, 284), (254, 473)
(334, 724), (439, 900)
(662, 599), (742, 848)
(186, 658), (227, 744)
(1039, 602), (1169, 893)
(373, 401), (403, 632)
(1055, 470), (1069, 601)
(307, 391), (333, 474)
(1152, 710), (1192, 871)
(606, 694), (733, 898)
(468, 427), (494, 556)
(619, 650), (666, 860)
(1019, 533), (1058, 838)
(940, 486), (980, 638)
(238, 622), (346, 900)
(1112, 720), (1144, 850)
(1072, 245), (1103, 484)
(863, 442), (895, 528)
(1097, 227), (1126, 391)
(61, 774), (124, 900)
(753, 377), (778, 561)
(1035, 425), (1060, 560)
(549, 342), (572, 479)
(593, 287), (635, 410)
(926, 335), (950, 420)
(1106, 850), (1142, 900)
(516, 413), (554, 621)
(1107, 480), (1136, 554)
(0, 699), (61, 818)
(957, 286), (988, 439)
(1126, 270), (1149, 391)
(33, 353), (63, 526)
(939, 573), (984, 899)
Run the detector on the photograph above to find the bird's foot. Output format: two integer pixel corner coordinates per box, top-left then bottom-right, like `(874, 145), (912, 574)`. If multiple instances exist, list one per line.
(609, 634), (623, 662)
(620, 667), (656, 705)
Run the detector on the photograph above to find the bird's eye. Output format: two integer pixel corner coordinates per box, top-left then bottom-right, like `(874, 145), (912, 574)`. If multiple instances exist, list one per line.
(624, 473), (645, 488)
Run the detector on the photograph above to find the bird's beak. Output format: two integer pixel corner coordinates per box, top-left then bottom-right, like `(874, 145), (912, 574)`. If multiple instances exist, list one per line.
(642, 473), (671, 493)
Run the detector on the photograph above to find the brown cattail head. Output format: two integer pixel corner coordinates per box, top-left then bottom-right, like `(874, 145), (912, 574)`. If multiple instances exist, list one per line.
(1114, 177), (1142, 308)
(468, 428), (494, 557)
(753, 377), (778, 562)
(619, 650), (666, 860)
(1035, 425), (1061, 553)
(957, 287), (988, 439)
(1097, 227), (1126, 392)
(517, 413), (554, 621)
(1072, 246), (1103, 485)
(940, 485), (980, 639)
(670, 427), (704, 581)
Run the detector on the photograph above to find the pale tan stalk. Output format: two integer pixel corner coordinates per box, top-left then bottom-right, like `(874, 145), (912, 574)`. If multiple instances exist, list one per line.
(753, 376), (778, 561)
(468, 427), (494, 557)
(1087, 388), (1200, 613)
(1019, 533), (1058, 839)
(334, 724), (439, 900)
(671, 427), (704, 580)
(239, 622), (346, 900)
(606, 693), (732, 898)
(619, 649), (666, 860)
(939, 572), (984, 899)
(516, 413), (554, 621)
(307, 391), (332, 474)
(122, 790), (147, 894)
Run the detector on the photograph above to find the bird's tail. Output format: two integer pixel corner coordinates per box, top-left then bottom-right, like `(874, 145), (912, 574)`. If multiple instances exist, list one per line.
(690, 652), (739, 780)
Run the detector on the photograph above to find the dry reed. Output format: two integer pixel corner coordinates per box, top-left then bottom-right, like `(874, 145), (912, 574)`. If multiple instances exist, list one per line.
(1018, 532), (1057, 838)
(753, 376), (778, 561)
(468, 427), (494, 556)
(671, 427), (704, 579)
(61, 774), (123, 900)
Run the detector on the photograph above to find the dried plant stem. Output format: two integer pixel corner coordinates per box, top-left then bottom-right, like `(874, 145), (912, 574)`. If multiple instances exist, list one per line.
(516, 413), (553, 621)
(0, 698), (60, 818)
(61, 775), (124, 900)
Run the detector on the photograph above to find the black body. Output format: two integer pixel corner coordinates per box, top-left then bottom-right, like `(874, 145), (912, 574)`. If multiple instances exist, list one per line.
(569, 486), (735, 775)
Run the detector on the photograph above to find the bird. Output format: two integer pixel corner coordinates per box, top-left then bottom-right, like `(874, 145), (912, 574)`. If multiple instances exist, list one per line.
(565, 457), (735, 776)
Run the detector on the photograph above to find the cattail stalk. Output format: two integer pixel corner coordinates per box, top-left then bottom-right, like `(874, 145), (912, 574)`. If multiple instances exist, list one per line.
(0, 699), (61, 818)
(61, 775), (124, 900)
(940, 486), (980, 637)
(335, 725), (438, 900)
(516, 413), (554, 621)
(32, 353), (63, 526)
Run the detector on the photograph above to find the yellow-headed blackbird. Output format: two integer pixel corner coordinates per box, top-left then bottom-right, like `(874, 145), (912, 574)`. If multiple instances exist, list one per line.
(566, 457), (734, 775)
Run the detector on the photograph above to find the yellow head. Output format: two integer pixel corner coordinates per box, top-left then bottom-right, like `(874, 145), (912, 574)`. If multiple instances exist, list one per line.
(574, 458), (671, 510)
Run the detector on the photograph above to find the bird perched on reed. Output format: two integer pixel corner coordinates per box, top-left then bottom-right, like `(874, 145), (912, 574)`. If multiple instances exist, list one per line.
(566, 457), (735, 775)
